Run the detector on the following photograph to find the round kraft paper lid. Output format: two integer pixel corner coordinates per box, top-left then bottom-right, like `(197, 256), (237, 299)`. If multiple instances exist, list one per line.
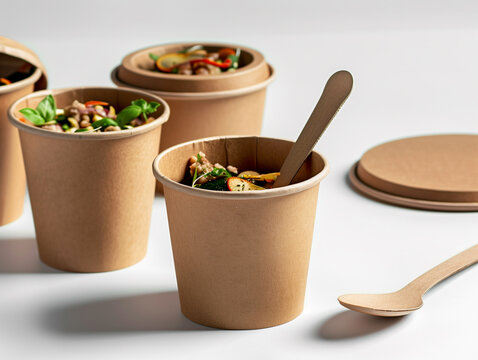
(0, 36), (47, 90)
(351, 134), (478, 210)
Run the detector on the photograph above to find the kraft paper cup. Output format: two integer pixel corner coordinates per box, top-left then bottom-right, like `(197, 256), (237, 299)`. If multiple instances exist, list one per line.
(153, 136), (329, 329)
(8, 87), (170, 272)
(0, 68), (43, 225)
(0, 36), (47, 225)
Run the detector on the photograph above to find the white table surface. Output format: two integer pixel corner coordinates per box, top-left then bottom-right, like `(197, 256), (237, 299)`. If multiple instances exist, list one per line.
(2, 1), (478, 358)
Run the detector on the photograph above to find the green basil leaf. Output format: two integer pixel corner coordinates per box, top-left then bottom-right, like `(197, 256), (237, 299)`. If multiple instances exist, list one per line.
(116, 105), (142, 127)
(149, 53), (159, 61)
(19, 108), (45, 125)
(146, 101), (160, 114)
(131, 99), (147, 111)
(36, 95), (56, 122)
(75, 128), (90, 133)
(227, 55), (240, 69)
(92, 118), (118, 129)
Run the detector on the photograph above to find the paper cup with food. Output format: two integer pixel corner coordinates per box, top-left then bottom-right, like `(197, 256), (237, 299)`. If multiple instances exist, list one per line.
(0, 37), (47, 225)
(153, 136), (329, 329)
(112, 42), (275, 155)
(8, 87), (169, 272)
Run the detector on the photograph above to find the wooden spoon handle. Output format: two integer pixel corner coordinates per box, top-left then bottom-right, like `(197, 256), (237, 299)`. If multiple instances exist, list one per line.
(403, 244), (478, 295)
(273, 70), (353, 188)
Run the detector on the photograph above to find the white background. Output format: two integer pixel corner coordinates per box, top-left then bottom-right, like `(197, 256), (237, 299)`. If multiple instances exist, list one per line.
(1, 0), (478, 358)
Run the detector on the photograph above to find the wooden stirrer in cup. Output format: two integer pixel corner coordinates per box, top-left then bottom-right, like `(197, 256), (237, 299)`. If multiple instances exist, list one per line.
(273, 70), (353, 188)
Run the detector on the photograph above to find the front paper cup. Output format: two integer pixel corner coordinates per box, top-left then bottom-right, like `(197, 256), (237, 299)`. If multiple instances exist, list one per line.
(153, 136), (329, 329)
(8, 87), (170, 272)
(0, 67), (42, 225)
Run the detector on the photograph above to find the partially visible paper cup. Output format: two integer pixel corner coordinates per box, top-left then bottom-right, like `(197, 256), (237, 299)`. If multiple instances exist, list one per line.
(153, 136), (329, 329)
(8, 87), (169, 272)
(0, 36), (47, 225)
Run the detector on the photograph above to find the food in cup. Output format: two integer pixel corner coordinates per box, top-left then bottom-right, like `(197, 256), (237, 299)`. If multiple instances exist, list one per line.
(149, 45), (240, 75)
(18, 95), (160, 133)
(0, 63), (36, 86)
(184, 151), (280, 191)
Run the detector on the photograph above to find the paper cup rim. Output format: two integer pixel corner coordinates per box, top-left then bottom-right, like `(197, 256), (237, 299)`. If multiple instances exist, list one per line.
(0, 67), (42, 95)
(153, 135), (329, 200)
(121, 42), (267, 82)
(111, 65), (276, 100)
(8, 86), (170, 140)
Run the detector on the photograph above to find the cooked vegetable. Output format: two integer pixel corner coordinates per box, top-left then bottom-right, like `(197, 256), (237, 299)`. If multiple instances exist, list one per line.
(91, 118), (119, 129)
(85, 100), (109, 107)
(150, 45), (240, 75)
(238, 170), (259, 178)
(227, 177), (265, 191)
(198, 177), (229, 191)
(184, 151), (278, 191)
(240, 172), (280, 182)
(155, 53), (202, 72)
(0, 78), (11, 85)
(19, 95), (160, 133)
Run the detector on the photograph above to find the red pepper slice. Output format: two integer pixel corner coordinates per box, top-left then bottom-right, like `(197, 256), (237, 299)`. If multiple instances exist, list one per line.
(85, 100), (109, 107)
(157, 55), (234, 73)
(189, 58), (232, 69)
(0, 78), (12, 85)
(19, 117), (30, 124)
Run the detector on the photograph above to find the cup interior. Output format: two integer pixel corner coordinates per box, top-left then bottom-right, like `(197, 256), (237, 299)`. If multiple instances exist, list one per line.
(133, 44), (255, 74)
(0, 53), (36, 79)
(155, 136), (327, 191)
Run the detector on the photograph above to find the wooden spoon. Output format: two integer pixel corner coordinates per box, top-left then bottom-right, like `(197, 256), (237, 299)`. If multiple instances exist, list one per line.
(273, 70), (353, 188)
(338, 244), (478, 317)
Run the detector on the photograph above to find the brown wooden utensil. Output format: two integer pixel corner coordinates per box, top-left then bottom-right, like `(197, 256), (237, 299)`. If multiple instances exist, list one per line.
(273, 70), (353, 188)
(338, 244), (478, 316)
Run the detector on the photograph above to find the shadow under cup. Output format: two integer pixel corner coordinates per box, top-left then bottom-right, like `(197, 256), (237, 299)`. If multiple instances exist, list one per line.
(153, 136), (329, 329)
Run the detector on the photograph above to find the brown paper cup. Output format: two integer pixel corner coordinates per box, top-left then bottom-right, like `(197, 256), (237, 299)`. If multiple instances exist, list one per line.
(153, 136), (329, 329)
(8, 87), (170, 272)
(0, 67), (42, 225)
(0, 36), (47, 225)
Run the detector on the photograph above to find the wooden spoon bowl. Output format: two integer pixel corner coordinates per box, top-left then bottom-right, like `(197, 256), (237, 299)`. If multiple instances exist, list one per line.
(338, 244), (478, 317)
